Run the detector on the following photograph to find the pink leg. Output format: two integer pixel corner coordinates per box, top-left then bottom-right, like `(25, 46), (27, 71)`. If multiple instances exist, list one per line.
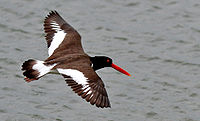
(24, 77), (37, 83)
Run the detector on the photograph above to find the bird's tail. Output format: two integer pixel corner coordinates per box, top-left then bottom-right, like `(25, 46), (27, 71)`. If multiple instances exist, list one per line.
(21, 59), (56, 82)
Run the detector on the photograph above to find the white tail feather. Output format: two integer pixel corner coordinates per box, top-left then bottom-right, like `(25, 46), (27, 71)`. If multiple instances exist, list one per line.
(33, 60), (56, 78)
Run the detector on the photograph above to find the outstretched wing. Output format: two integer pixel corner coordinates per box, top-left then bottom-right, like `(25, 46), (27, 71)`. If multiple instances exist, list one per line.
(44, 11), (84, 58)
(56, 58), (111, 108)
(44, 11), (110, 108)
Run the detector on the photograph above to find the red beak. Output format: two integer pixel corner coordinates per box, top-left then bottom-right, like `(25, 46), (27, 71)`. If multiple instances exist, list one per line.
(111, 63), (131, 76)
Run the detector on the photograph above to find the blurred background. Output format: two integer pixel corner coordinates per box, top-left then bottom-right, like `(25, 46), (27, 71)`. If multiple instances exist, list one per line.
(0, 0), (200, 121)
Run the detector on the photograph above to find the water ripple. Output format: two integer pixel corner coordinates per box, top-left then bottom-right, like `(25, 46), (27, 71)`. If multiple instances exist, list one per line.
(163, 59), (200, 67)
(146, 111), (158, 118)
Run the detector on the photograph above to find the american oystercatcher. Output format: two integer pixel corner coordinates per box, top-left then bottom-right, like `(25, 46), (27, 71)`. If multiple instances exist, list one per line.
(21, 11), (131, 108)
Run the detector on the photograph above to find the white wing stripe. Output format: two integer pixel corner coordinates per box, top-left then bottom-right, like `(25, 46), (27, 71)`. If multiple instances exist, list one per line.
(86, 90), (92, 95)
(83, 87), (90, 92)
(48, 21), (67, 56)
(82, 85), (89, 90)
(51, 21), (62, 31)
(57, 68), (89, 85)
(48, 31), (66, 56)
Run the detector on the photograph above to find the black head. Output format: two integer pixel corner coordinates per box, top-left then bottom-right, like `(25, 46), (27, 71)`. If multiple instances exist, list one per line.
(90, 56), (113, 71)
(90, 56), (131, 76)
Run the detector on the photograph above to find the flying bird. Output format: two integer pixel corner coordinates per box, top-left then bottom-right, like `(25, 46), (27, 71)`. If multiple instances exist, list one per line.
(21, 11), (131, 108)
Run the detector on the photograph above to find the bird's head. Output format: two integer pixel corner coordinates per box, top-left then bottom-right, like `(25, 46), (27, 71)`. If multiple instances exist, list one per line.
(90, 56), (131, 76)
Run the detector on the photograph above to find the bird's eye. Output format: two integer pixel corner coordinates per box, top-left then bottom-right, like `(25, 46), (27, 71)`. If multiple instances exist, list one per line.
(107, 59), (110, 63)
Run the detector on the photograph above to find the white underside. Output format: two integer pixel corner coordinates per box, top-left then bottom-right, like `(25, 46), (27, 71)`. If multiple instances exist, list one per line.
(48, 21), (67, 56)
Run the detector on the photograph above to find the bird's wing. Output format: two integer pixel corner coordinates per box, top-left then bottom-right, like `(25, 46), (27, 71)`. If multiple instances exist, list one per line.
(56, 58), (111, 108)
(44, 11), (84, 59)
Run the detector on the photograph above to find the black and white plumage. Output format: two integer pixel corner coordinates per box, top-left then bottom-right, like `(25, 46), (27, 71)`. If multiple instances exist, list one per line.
(22, 11), (131, 108)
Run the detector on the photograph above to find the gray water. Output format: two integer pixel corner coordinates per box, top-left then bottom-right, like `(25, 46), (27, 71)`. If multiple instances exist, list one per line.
(1, 0), (200, 121)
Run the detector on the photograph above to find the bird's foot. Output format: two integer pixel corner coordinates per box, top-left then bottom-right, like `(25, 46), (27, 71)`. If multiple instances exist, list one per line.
(24, 77), (37, 83)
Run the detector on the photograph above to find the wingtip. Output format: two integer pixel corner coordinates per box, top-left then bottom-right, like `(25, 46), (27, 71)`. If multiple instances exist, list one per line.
(49, 10), (57, 14)
(45, 10), (59, 19)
